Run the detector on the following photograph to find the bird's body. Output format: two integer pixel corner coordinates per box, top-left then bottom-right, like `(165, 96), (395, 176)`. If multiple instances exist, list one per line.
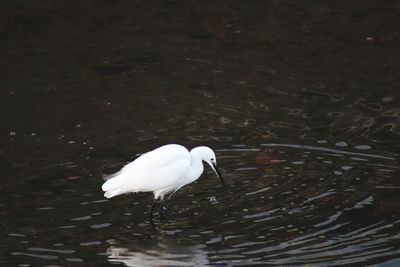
(102, 144), (223, 215)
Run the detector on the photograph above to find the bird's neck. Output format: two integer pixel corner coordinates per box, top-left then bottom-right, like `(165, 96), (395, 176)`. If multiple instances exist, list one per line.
(187, 148), (204, 183)
(190, 147), (204, 160)
(186, 160), (204, 183)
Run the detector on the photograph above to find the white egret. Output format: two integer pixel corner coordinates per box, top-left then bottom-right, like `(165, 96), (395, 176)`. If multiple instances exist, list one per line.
(101, 144), (224, 219)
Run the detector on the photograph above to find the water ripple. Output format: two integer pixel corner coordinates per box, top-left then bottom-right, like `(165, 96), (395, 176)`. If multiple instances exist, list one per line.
(261, 143), (397, 160)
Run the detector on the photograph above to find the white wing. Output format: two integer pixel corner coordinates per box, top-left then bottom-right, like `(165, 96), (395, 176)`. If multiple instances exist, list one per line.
(120, 144), (189, 175)
(102, 144), (191, 198)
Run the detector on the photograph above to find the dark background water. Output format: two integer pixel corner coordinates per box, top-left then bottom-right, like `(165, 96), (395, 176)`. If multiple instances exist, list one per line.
(1, 0), (400, 266)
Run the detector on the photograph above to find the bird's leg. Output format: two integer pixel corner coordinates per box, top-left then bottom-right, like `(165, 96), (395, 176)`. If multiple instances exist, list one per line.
(148, 200), (157, 221)
(159, 199), (167, 218)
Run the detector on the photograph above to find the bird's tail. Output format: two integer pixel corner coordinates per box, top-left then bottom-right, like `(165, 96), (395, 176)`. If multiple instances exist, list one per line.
(102, 174), (125, 198)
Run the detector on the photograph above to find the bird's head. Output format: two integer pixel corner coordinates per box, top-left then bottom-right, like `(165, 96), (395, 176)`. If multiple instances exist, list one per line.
(193, 146), (225, 186)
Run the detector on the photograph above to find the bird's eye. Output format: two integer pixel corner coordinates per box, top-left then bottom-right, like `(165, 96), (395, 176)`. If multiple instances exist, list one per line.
(211, 158), (214, 161)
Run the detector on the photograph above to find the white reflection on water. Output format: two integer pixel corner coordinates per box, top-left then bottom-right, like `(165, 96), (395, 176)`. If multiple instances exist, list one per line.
(106, 242), (209, 267)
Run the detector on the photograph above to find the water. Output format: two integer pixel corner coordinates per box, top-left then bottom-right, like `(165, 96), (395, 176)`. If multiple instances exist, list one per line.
(2, 1), (400, 266)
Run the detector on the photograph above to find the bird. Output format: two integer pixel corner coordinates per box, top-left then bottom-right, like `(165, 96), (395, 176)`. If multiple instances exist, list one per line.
(101, 144), (224, 220)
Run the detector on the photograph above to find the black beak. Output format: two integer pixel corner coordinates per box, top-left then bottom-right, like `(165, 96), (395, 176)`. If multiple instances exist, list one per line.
(212, 162), (225, 186)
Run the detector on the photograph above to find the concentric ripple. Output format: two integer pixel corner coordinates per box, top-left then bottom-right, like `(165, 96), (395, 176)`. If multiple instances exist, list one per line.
(3, 139), (399, 266)
(93, 142), (400, 267)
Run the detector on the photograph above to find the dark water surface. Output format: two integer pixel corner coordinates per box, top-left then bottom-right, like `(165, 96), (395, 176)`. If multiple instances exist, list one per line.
(2, 1), (400, 266)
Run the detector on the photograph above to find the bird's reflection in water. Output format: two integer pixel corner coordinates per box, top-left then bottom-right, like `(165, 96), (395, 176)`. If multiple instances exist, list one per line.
(106, 239), (209, 267)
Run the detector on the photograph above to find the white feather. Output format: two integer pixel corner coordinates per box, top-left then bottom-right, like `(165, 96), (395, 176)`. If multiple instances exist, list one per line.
(101, 144), (222, 201)
(102, 144), (191, 199)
